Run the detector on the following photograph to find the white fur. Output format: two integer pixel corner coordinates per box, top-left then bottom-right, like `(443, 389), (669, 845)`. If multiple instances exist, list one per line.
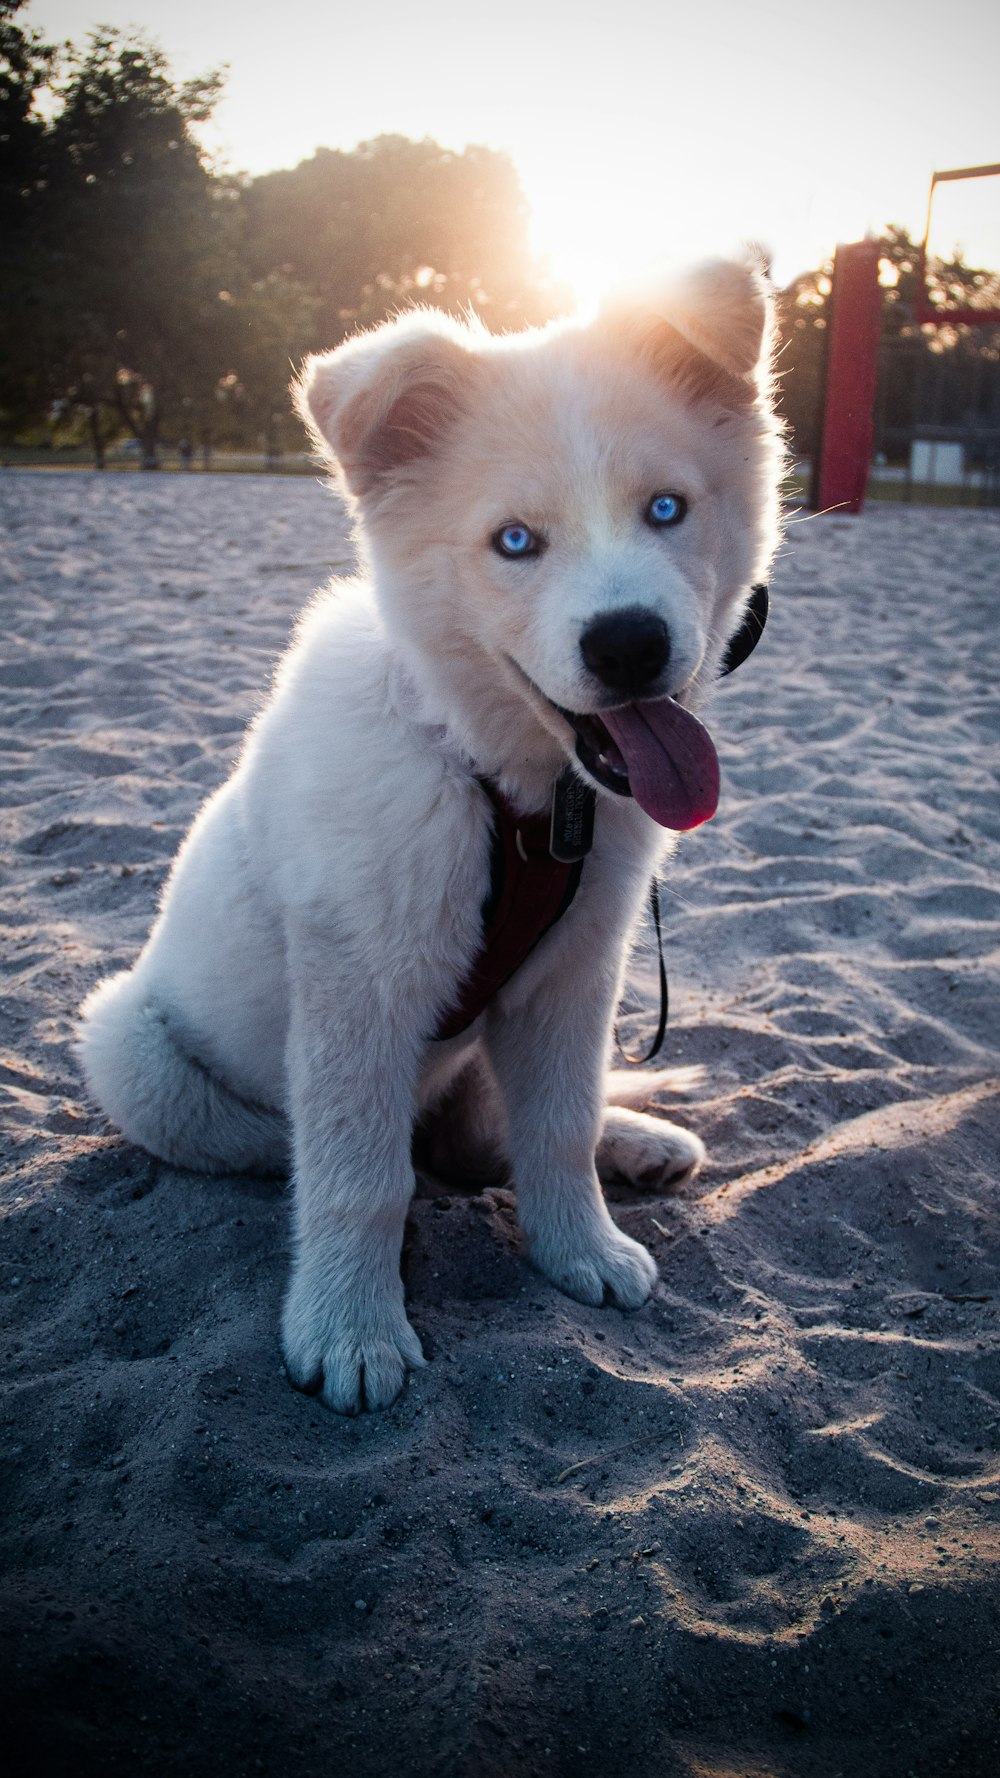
(78, 261), (783, 1413)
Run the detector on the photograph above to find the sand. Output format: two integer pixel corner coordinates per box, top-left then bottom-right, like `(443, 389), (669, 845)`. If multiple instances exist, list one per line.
(1, 469), (998, 1778)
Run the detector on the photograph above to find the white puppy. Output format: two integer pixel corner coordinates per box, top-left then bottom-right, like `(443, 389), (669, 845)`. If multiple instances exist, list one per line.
(78, 261), (783, 1413)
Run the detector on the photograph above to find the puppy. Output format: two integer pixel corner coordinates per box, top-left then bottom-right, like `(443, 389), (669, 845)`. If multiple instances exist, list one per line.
(78, 260), (783, 1413)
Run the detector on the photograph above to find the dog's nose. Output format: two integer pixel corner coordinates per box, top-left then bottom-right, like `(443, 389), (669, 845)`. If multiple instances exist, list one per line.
(579, 608), (670, 695)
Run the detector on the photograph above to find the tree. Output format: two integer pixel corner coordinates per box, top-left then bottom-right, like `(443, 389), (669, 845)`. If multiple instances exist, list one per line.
(242, 134), (566, 347)
(0, 1), (59, 430)
(220, 271), (323, 457)
(774, 262), (832, 461)
(48, 30), (235, 466)
(0, 29), (563, 460)
(0, 0), (55, 223)
(0, 26), (244, 465)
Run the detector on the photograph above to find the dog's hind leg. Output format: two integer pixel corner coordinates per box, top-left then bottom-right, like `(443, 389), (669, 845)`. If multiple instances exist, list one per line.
(415, 1051), (509, 1188)
(597, 1105), (704, 1189)
(77, 970), (288, 1175)
(598, 1065), (705, 1187)
(417, 1056), (705, 1190)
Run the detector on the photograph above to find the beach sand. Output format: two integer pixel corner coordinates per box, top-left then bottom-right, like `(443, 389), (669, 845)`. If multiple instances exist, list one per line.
(1, 470), (998, 1777)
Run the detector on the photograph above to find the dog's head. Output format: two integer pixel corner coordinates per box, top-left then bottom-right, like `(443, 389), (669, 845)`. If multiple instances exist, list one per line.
(294, 261), (784, 828)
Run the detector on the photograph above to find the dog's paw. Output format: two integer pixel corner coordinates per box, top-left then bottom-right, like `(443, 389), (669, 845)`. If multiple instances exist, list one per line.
(598, 1108), (705, 1190)
(281, 1269), (425, 1414)
(530, 1218), (657, 1311)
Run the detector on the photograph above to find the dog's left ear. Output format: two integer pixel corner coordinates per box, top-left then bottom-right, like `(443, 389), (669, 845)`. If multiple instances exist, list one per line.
(602, 257), (773, 407)
(294, 310), (479, 499)
(662, 258), (771, 377)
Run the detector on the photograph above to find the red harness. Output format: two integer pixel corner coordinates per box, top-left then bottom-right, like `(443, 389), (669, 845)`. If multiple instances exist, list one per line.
(435, 782), (584, 1040)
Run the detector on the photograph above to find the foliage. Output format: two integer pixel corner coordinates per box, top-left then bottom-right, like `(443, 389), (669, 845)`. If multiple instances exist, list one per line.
(0, 1), (58, 426)
(0, 0), (53, 210)
(0, 18), (237, 457)
(243, 135), (568, 341)
(0, 17), (562, 464)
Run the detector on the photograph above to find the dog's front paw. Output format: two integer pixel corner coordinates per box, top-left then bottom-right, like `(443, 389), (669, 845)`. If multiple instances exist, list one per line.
(281, 1268), (425, 1414)
(530, 1216), (657, 1311)
(598, 1108), (705, 1190)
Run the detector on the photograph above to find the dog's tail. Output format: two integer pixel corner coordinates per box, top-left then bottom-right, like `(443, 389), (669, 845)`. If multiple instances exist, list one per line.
(606, 1064), (704, 1110)
(77, 970), (287, 1175)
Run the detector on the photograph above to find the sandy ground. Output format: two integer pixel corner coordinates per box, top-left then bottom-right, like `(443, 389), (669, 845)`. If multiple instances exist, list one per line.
(1, 470), (998, 1778)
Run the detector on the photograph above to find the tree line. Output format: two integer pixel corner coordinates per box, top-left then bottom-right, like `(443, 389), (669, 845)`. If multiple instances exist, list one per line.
(0, 3), (567, 466)
(2, 2), (998, 469)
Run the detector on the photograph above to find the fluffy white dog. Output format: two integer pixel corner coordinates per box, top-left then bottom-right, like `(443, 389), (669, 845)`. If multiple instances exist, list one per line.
(78, 260), (783, 1413)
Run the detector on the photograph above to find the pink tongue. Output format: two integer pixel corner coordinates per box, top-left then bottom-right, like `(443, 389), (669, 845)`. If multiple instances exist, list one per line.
(600, 699), (720, 831)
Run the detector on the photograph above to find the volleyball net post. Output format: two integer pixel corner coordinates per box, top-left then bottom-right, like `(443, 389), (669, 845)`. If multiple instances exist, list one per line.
(810, 238), (882, 516)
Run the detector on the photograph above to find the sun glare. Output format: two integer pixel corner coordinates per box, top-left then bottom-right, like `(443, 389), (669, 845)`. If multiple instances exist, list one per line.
(520, 144), (749, 313)
(515, 122), (877, 307)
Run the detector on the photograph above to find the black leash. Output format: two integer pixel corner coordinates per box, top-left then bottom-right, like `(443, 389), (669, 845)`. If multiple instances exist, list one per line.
(617, 874), (669, 1064)
(616, 583), (770, 1066)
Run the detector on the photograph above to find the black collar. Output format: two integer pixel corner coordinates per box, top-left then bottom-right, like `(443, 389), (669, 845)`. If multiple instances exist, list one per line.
(720, 582), (769, 676)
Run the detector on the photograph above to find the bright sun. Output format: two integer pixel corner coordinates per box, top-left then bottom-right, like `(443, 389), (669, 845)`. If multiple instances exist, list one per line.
(519, 141), (749, 313)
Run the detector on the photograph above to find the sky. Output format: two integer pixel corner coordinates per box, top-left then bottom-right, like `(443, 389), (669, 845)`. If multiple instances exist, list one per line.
(32, 0), (1000, 299)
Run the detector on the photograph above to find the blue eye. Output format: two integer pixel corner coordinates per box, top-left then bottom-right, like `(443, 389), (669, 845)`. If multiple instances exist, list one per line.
(493, 521), (539, 558)
(646, 492), (687, 528)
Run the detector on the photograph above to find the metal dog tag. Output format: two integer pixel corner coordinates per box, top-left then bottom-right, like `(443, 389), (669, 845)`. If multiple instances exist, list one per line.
(550, 767), (595, 862)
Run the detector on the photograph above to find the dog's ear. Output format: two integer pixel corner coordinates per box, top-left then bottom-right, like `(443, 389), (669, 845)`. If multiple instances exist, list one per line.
(294, 312), (478, 498)
(602, 257), (773, 409)
(661, 258), (772, 378)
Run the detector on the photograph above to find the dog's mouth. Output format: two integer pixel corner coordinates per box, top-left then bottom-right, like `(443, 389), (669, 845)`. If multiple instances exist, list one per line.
(553, 706), (632, 795)
(546, 689), (721, 833)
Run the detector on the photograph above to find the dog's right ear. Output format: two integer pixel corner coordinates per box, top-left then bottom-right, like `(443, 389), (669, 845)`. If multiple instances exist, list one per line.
(294, 312), (478, 499)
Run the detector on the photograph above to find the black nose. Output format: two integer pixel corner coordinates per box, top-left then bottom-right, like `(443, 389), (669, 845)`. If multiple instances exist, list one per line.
(579, 607), (670, 695)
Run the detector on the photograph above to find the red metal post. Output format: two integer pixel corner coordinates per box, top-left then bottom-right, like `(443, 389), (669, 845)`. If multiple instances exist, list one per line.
(812, 239), (883, 515)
